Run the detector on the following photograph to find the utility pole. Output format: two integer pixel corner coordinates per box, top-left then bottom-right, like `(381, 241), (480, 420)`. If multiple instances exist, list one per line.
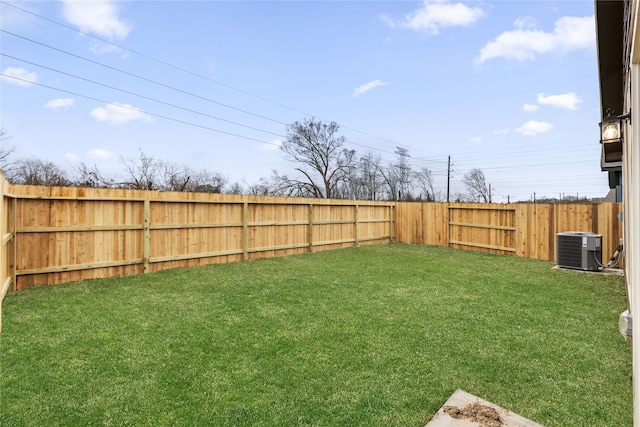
(489, 183), (492, 203)
(447, 155), (451, 203)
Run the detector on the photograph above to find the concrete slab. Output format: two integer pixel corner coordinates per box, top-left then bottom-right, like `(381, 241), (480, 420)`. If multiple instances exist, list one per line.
(552, 265), (624, 276)
(425, 390), (544, 427)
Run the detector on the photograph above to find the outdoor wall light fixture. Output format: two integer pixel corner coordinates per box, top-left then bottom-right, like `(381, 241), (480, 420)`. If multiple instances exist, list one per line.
(600, 108), (631, 144)
(599, 109), (631, 167)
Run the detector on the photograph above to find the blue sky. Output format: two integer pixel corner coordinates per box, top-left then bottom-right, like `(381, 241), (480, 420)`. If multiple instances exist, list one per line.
(1, 0), (605, 201)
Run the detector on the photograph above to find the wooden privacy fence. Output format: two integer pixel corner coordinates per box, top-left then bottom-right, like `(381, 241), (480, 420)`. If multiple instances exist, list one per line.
(0, 173), (624, 332)
(395, 202), (623, 263)
(5, 181), (394, 292)
(0, 176), (16, 333)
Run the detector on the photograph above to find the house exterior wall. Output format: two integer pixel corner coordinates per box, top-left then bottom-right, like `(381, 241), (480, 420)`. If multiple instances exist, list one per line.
(625, 2), (640, 425)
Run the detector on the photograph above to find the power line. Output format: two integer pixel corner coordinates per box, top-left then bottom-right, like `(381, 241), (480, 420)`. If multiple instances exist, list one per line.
(1, 23), (600, 171)
(1, 53), (286, 139)
(1, 29), (406, 160)
(0, 3), (609, 196)
(0, 1), (443, 157)
(1, 29), (290, 127)
(1, 73), (281, 147)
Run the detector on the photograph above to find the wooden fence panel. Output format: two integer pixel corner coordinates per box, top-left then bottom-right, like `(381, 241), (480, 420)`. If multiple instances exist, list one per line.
(597, 203), (623, 266)
(356, 205), (393, 245)
(0, 173), (16, 333)
(8, 185), (394, 289)
(396, 202), (622, 264)
(448, 204), (516, 255)
(248, 202), (308, 260)
(149, 201), (244, 271)
(395, 202), (449, 246)
(1, 180), (624, 294)
(15, 196), (147, 287)
(516, 204), (552, 260)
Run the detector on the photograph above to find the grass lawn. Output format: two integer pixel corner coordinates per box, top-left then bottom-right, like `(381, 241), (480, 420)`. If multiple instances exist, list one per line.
(0, 243), (631, 426)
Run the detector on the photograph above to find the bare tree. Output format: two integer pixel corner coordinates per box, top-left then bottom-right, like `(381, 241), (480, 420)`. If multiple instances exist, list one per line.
(72, 162), (116, 188)
(281, 118), (356, 198)
(187, 169), (228, 193)
(0, 128), (15, 174)
(246, 177), (274, 196)
(6, 157), (71, 186)
(119, 150), (229, 193)
(119, 150), (161, 190)
(394, 147), (412, 200)
(414, 167), (436, 201)
(160, 161), (191, 192)
(343, 151), (385, 200)
(267, 170), (320, 198)
(462, 168), (491, 203)
(226, 182), (244, 195)
(379, 148), (414, 201)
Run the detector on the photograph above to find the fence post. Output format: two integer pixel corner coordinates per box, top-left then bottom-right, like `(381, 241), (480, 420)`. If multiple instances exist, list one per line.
(354, 204), (359, 247)
(447, 203), (451, 248)
(390, 205), (396, 242)
(308, 204), (314, 252)
(243, 201), (249, 261)
(9, 197), (15, 293)
(0, 173), (4, 334)
(143, 199), (150, 273)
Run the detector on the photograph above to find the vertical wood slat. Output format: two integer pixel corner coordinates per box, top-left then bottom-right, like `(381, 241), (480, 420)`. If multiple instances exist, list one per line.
(308, 204), (314, 252)
(390, 205), (396, 242)
(243, 201), (248, 261)
(0, 174), (17, 334)
(9, 197), (16, 292)
(354, 204), (359, 247)
(9, 185), (394, 288)
(143, 199), (150, 274)
(2, 180), (623, 292)
(395, 202), (622, 264)
(0, 174), (5, 334)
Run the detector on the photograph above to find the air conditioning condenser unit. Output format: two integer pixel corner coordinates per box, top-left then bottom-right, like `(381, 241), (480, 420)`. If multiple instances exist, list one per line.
(556, 232), (602, 271)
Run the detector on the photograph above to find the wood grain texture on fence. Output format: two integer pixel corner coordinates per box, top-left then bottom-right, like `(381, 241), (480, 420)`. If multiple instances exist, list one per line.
(396, 202), (623, 263)
(8, 184), (394, 290)
(448, 204), (516, 255)
(516, 202), (623, 263)
(0, 180), (623, 294)
(0, 174), (16, 333)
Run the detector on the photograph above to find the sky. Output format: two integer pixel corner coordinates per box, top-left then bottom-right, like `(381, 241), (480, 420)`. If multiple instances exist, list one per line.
(0, 0), (608, 201)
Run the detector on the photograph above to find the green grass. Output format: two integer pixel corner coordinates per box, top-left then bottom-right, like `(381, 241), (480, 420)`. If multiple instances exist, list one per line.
(0, 243), (631, 426)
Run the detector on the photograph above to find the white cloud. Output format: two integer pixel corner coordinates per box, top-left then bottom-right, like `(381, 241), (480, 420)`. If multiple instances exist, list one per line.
(353, 80), (388, 98)
(516, 120), (553, 136)
(61, 0), (131, 40)
(514, 17), (537, 30)
(261, 139), (283, 152)
(493, 128), (510, 135)
(386, 0), (485, 34)
(87, 149), (114, 159)
(90, 103), (151, 124)
(45, 98), (75, 109)
(89, 40), (123, 55)
(523, 103), (539, 112)
(537, 92), (582, 110)
(1, 66), (38, 86)
(65, 153), (79, 162)
(470, 136), (482, 144)
(476, 15), (594, 63)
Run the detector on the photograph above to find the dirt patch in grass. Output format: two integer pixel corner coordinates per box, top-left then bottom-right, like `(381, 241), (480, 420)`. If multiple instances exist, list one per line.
(444, 401), (503, 427)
